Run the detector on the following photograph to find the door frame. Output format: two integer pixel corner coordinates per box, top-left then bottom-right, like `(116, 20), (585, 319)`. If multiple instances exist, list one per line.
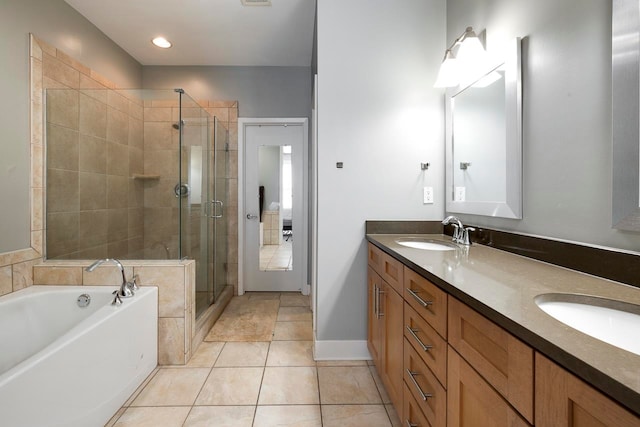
(238, 117), (309, 295)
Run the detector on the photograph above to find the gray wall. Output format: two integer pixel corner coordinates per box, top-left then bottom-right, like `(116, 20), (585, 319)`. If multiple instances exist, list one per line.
(0, 0), (142, 253)
(447, 0), (640, 252)
(143, 66), (312, 119)
(316, 0), (447, 343)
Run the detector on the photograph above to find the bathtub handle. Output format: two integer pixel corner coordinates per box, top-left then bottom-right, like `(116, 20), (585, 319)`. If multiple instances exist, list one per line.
(129, 274), (140, 291)
(111, 290), (123, 306)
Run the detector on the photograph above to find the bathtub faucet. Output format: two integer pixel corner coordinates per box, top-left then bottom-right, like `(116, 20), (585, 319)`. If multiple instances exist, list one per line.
(85, 259), (135, 305)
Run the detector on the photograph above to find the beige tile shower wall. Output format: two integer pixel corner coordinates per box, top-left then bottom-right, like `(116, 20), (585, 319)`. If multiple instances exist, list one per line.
(142, 101), (180, 260)
(46, 86), (144, 260)
(32, 260), (196, 365)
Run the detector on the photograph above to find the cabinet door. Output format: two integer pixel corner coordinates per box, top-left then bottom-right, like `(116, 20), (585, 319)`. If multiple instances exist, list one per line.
(448, 297), (534, 423)
(367, 267), (383, 365)
(380, 282), (404, 414)
(447, 347), (530, 427)
(535, 353), (640, 427)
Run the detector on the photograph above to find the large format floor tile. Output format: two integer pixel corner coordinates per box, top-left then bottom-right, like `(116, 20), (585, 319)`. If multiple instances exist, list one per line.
(253, 405), (322, 427)
(195, 367), (264, 405)
(183, 406), (255, 427)
(109, 291), (397, 427)
(215, 341), (270, 367)
(258, 366), (320, 405)
(318, 366), (382, 404)
(131, 368), (210, 407)
(266, 340), (315, 366)
(321, 405), (392, 427)
(113, 407), (191, 427)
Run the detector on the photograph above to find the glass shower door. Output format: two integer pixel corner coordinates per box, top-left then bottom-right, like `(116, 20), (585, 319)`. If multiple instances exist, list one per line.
(178, 92), (212, 317)
(212, 118), (229, 301)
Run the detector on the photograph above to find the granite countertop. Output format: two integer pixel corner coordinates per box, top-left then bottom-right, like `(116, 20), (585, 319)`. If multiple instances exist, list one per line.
(366, 233), (640, 416)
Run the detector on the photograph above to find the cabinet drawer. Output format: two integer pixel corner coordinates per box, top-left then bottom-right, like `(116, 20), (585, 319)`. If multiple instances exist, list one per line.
(448, 347), (531, 427)
(404, 339), (446, 427)
(368, 243), (404, 294)
(404, 383), (432, 427)
(404, 267), (447, 338)
(404, 303), (447, 386)
(368, 243), (383, 273)
(448, 297), (534, 424)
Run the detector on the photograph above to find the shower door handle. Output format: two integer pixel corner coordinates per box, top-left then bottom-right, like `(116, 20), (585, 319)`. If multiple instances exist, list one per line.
(246, 214), (258, 220)
(174, 183), (190, 198)
(210, 200), (223, 219)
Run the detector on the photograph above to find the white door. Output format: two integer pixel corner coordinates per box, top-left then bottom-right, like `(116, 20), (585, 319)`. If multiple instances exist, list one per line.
(242, 120), (307, 292)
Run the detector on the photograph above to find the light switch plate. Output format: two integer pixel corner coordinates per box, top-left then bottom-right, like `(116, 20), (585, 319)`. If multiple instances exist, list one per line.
(423, 187), (434, 204)
(455, 186), (466, 202)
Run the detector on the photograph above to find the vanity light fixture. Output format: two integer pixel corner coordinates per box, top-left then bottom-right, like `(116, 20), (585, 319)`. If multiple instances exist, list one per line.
(434, 26), (488, 88)
(152, 36), (172, 49)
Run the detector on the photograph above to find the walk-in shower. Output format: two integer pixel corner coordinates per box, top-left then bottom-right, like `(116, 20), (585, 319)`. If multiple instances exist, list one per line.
(44, 88), (229, 317)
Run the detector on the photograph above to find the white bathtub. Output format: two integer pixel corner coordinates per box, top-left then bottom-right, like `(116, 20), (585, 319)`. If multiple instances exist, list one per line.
(0, 286), (158, 427)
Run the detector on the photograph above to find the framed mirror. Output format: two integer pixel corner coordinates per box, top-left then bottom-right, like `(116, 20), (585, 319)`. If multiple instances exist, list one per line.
(612, 0), (640, 231)
(445, 37), (522, 219)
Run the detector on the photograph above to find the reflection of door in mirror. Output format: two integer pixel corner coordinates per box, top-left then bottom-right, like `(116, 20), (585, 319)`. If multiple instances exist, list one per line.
(258, 145), (293, 271)
(452, 68), (506, 203)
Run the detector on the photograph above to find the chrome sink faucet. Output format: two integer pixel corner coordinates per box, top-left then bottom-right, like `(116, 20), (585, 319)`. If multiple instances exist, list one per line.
(85, 258), (136, 305)
(442, 215), (475, 245)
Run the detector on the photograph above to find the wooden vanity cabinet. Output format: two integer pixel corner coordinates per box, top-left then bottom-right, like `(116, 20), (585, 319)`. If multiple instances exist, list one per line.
(448, 348), (531, 427)
(448, 297), (534, 423)
(535, 353), (640, 427)
(367, 246), (404, 415)
(368, 241), (638, 427)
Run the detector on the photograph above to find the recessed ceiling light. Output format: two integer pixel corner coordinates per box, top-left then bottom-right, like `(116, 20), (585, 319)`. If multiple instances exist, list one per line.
(152, 37), (172, 49)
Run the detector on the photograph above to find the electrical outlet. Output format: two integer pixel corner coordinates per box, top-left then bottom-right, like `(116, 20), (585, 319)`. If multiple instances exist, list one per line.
(423, 187), (434, 204)
(455, 186), (466, 202)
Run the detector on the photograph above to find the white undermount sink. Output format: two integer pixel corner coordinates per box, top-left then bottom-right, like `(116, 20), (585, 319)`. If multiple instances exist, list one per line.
(535, 293), (640, 356)
(395, 238), (457, 251)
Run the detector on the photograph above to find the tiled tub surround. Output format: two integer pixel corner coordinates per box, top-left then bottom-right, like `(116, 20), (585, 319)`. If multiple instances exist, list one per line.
(366, 233), (640, 416)
(33, 260), (198, 365)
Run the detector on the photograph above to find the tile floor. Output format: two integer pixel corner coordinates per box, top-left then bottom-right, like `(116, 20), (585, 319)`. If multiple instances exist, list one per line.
(106, 292), (400, 427)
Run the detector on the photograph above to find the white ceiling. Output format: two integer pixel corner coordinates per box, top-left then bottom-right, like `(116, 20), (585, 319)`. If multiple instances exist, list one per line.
(64, 0), (316, 67)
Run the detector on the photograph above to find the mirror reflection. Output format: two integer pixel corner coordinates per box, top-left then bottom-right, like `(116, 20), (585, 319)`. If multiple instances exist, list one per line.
(258, 145), (293, 271)
(452, 66), (506, 203)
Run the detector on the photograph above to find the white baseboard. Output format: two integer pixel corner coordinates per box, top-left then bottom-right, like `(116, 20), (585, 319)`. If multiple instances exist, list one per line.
(313, 339), (372, 361)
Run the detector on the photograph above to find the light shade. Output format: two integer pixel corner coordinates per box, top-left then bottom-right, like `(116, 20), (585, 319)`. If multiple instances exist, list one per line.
(434, 50), (459, 88)
(434, 26), (489, 88)
(456, 28), (485, 62)
(152, 37), (172, 49)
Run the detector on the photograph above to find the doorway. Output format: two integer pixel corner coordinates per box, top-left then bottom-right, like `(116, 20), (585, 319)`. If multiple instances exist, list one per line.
(239, 118), (308, 294)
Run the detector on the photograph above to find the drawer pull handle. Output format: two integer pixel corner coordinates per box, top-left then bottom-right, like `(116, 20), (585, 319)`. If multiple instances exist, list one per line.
(405, 421), (419, 427)
(406, 369), (433, 401)
(407, 288), (433, 308)
(406, 326), (433, 352)
(377, 288), (385, 318)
